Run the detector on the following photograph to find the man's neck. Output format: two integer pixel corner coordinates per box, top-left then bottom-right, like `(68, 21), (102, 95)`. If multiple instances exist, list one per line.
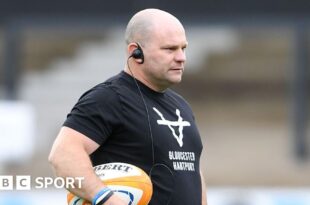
(123, 68), (166, 93)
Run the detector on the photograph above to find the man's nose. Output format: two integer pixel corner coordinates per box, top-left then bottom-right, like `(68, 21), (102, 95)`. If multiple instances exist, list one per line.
(175, 49), (186, 62)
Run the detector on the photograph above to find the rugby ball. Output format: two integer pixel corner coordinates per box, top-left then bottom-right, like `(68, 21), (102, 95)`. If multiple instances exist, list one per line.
(67, 162), (153, 205)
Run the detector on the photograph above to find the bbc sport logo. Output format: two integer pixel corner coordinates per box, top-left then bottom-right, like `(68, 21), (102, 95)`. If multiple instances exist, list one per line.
(0, 175), (84, 190)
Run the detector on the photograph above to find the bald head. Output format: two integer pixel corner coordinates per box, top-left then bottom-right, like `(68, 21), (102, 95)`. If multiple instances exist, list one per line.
(125, 9), (184, 45)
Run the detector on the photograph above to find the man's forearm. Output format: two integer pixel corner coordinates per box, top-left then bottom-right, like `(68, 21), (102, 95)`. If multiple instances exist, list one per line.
(48, 136), (104, 201)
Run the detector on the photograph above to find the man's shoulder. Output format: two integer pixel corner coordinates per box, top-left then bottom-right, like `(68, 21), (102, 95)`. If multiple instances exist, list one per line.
(78, 73), (124, 102)
(165, 89), (193, 110)
(166, 88), (187, 103)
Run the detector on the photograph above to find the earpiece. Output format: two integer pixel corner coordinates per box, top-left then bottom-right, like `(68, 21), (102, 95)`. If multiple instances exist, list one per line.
(130, 43), (144, 64)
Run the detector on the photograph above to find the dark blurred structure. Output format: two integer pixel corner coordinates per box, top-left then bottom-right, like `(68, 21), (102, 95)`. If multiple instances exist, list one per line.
(1, 0), (310, 18)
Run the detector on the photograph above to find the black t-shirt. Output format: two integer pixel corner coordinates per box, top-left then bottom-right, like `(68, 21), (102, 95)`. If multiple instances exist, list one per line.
(64, 71), (203, 205)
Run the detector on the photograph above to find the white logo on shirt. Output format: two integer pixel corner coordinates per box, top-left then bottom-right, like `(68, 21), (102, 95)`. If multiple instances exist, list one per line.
(153, 107), (191, 147)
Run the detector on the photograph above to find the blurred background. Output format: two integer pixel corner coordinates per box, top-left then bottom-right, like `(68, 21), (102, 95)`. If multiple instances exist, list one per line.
(0, 0), (309, 204)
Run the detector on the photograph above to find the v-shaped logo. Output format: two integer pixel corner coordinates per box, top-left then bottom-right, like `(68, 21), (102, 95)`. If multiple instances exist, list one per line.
(153, 107), (191, 147)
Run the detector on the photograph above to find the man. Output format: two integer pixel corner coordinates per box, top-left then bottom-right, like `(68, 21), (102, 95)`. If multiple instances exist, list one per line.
(49, 8), (207, 205)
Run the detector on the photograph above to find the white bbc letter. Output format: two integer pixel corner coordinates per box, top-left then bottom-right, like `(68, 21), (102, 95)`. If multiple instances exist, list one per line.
(0, 176), (13, 190)
(16, 175), (31, 190)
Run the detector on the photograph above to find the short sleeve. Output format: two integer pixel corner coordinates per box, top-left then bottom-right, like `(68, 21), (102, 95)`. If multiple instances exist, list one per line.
(63, 84), (122, 145)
